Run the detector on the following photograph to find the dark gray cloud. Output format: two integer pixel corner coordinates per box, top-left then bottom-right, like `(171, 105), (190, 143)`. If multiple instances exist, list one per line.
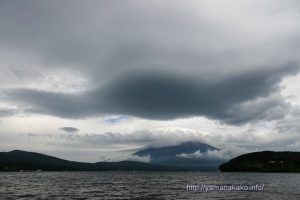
(0, 108), (16, 117)
(98, 66), (297, 124)
(4, 65), (298, 124)
(59, 127), (79, 133)
(1, 0), (299, 84)
(0, 0), (300, 125)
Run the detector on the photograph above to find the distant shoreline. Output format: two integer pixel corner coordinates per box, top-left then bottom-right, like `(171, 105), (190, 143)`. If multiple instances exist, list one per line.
(2, 150), (299, 172)
(219, 151), (300, 173)
(0, 150), (217, 172)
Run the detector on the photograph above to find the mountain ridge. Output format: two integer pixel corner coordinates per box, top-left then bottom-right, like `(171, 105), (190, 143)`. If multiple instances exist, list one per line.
(0, 141), (227, 171)
(0, 150), (174, 171)
(133, 141), (225, 170)
(134, 141), (219, 157)
(219, 151), (300, 172)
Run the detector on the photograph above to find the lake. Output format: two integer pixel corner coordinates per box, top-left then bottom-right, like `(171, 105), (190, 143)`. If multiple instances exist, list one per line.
(0, 171), (299, 199)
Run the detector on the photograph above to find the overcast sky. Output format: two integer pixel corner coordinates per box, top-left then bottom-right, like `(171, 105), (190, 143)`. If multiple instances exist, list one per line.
(0, 0), (300, 162)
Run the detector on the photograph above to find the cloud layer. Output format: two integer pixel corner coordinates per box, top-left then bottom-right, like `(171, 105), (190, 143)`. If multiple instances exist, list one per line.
(59, 127), (79, 133)
(4, 65), (297, 124)
(1, 1), (299, 125)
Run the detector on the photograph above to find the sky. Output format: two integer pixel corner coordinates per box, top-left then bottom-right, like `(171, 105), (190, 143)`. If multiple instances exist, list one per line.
(0, 0), (300, 162)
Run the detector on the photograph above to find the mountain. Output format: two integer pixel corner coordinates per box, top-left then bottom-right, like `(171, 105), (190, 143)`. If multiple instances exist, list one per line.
(133, 141), (226, 170)
(219, 151), (300, 172)
(0, 142), (228, 171)
(0, 150), (175, 171)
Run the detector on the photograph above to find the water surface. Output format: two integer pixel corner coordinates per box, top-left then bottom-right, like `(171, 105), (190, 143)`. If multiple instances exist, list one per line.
(0, 171), (299, 199)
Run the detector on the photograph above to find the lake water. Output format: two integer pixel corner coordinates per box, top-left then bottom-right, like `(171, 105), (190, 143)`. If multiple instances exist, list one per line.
(0, 171), (299, 199)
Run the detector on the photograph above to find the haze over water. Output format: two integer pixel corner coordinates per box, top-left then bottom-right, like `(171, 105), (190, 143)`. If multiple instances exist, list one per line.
(0, 172), (299, 200)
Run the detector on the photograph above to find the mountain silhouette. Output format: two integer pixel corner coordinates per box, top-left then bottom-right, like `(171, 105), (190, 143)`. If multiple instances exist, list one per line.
(219, 151), (300, 172)
(0, 150), (172, 171)
(133, 141), (226, 170)
(0, 142), (228, 171)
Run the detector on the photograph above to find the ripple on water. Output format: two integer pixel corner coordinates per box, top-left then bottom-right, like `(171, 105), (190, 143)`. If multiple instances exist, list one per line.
(0, 172), (299, 200)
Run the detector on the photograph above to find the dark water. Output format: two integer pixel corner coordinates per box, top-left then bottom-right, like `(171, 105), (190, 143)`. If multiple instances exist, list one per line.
(0, 171), (299, 200)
